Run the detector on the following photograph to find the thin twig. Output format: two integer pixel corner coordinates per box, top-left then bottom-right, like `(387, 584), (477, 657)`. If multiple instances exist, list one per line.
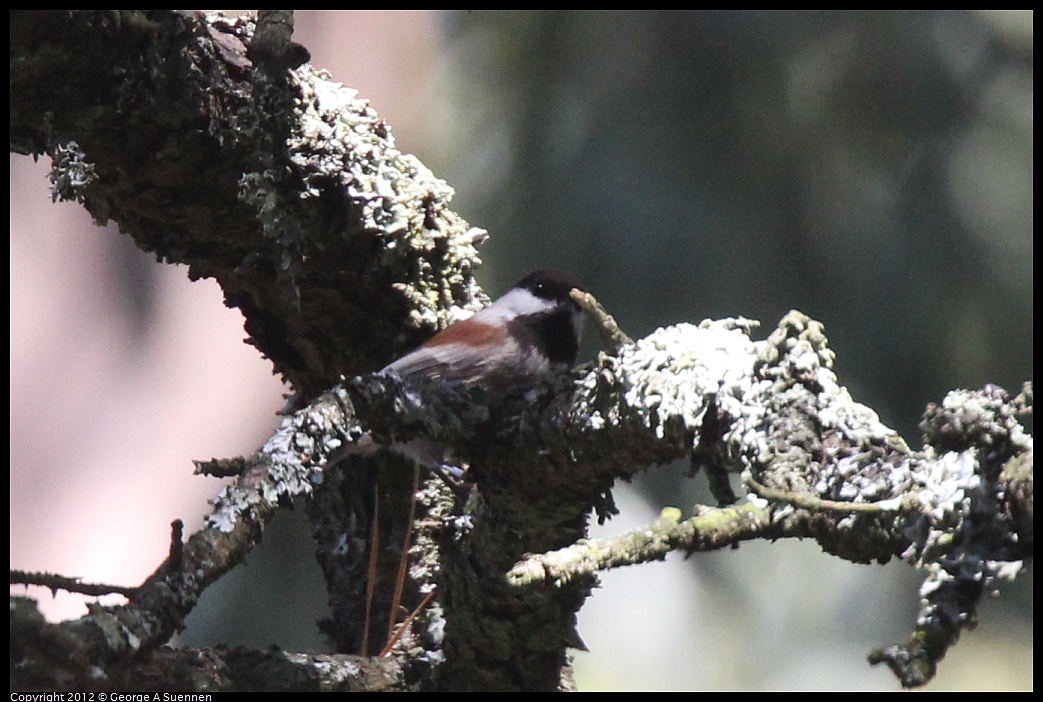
(10, 570), (139, 598)
(571, 289), (632, 352)
(744, 473), (902, 513)
(380, 589), (436, 658)
(387, 464), (420, 645)
(361, 482), (380, 655)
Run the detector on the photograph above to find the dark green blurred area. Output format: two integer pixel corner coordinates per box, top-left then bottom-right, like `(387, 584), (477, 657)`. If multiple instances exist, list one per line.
(433, 10), (1031, 444)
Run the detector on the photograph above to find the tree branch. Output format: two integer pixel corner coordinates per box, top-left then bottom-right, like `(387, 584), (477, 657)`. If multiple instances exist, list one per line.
(9, 10), (1031, 692)
(11, 10), (488, 402)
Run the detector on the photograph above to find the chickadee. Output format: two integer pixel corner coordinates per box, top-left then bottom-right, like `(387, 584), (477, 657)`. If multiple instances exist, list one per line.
(341, 269), (586, 471)
(385, 268), (585, 393)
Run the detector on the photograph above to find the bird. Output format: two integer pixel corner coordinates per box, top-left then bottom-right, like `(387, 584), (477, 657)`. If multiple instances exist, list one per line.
(385, 268), (585, 394)
(341, 269), (586, 472)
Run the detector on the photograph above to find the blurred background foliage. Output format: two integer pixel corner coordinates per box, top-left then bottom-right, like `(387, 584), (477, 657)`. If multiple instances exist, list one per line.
(10, 11), (1031, 690)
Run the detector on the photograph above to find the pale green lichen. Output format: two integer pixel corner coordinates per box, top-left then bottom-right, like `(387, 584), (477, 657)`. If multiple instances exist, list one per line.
(281, 65), (489, 329)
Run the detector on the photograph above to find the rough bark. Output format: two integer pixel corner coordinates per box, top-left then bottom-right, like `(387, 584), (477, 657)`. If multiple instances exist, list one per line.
(10, 11), (1031, 691)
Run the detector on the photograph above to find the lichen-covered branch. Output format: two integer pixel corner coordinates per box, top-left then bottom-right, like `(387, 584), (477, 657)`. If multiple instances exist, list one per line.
(9, 10), (1031, 692)
(505, 502), (775, 586)
(8, 306), (1032, 690)
(11, 10), (487, 403)
(9, 600), (408, 692)
(505, 314), (1032, 688)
